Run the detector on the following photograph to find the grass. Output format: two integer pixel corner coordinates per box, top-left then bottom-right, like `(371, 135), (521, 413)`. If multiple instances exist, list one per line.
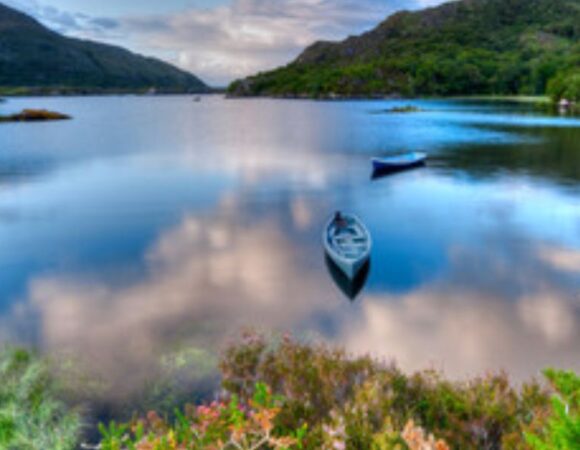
(451, 95), (551, 103)
(0, 348), (80, 450)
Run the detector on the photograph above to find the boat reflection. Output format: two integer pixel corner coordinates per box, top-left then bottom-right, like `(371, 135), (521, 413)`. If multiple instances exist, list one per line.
(371, 163), (427, 180)
(325, 254), (370, 301)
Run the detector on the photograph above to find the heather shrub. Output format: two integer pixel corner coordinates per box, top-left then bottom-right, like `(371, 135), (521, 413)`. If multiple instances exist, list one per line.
(220, 331), (381, 431)
(95, 332), (578, 449)
(220, 331), (552, 449)
(99, 382), (308, 450)
(97, 392), (450, 450)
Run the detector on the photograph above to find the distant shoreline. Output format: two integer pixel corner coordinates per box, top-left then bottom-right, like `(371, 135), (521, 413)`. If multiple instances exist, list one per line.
(0, 90), (553, 108)
(226, 93), (552, 104)
(0, 87), (221, 97)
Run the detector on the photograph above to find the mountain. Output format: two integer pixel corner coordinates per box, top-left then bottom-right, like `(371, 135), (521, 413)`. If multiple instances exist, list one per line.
(0, 2), (208, 93)
(228, 0), (580, 98)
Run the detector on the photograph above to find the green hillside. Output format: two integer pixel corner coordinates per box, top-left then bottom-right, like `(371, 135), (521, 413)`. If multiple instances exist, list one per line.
(0, 2), (208, 93)
(228, 0), (580, 99)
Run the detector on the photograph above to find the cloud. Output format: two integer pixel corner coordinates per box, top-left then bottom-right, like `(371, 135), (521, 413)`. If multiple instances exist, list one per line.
(120, 0), (401, 85)
(89, 16), (120, 30)
(5, 0), (449, 85)
(5, 0), (120, 36)
(111, 0), (448, 85)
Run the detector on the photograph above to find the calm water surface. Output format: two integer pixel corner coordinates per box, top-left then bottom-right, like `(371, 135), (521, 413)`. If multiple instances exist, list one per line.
(0, 96), (579, 404)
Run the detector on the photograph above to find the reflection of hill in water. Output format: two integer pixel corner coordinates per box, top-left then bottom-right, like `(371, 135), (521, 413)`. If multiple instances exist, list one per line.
(438, 125), (580, 186)
(325, 254), (370, 302)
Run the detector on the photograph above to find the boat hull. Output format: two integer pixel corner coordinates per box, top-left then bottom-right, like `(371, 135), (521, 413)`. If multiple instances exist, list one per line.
(371, 152), (427, 176)
(372, 159), (425, 172)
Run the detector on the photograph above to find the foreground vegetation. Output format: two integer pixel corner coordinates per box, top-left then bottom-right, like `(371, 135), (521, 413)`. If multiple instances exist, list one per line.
(100, 332), (579, 449)
(0, 348), (80, 450)
(229, 0), (580, 100)
(1, 334), (578, 449)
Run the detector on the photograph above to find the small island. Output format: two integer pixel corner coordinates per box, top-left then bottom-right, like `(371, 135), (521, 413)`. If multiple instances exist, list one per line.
(384, 105), (423, 113)
(0, 109), (71, 123)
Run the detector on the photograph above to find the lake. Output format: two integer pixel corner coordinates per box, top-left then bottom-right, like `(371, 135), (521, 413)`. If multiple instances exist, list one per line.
(0, 96), (579, 409)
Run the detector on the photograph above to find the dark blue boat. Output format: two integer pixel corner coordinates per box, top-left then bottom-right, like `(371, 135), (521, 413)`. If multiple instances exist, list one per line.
(371, 152), (427, 174)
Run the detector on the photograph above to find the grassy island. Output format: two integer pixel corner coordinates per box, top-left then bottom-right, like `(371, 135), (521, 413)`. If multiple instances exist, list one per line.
(384, 106), (424, 113)
(0, 109), (71, 123)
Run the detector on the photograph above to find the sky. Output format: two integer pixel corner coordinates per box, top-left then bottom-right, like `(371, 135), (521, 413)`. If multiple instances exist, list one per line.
(5, 0), (448, 86)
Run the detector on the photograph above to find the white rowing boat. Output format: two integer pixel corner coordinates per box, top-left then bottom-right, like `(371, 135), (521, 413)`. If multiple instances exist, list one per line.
(323, 213), (372, 280)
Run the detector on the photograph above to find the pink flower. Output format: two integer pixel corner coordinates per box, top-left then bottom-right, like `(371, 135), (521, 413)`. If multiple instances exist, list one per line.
(333, 441), (346, 450)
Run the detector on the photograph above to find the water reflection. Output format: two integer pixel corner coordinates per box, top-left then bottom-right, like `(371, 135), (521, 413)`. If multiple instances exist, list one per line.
(538, 245), (580, 274)
(325, 255), (370, 301)
(439, 125), (580, 185)
(0, 97), (579, 408)
(4, 175), (579, 392)
(342, 243), (580, 380)
(16, 218), (326, 392)
(371, 164), (427, 180)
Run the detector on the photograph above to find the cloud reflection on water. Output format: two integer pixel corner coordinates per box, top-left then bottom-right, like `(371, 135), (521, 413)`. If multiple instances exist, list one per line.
(343, 259), (579, 381)
(538, 245), (580, 274)
(19, 209), (336, 394)
(1, 98), (579, 405)
(6, 185), (578, 401)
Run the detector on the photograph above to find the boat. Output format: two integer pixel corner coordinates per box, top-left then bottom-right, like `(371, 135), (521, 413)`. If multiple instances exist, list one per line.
(323, 212), (372, 280)
(371, 152), (427, 174)
(193, 96), (202, 102)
